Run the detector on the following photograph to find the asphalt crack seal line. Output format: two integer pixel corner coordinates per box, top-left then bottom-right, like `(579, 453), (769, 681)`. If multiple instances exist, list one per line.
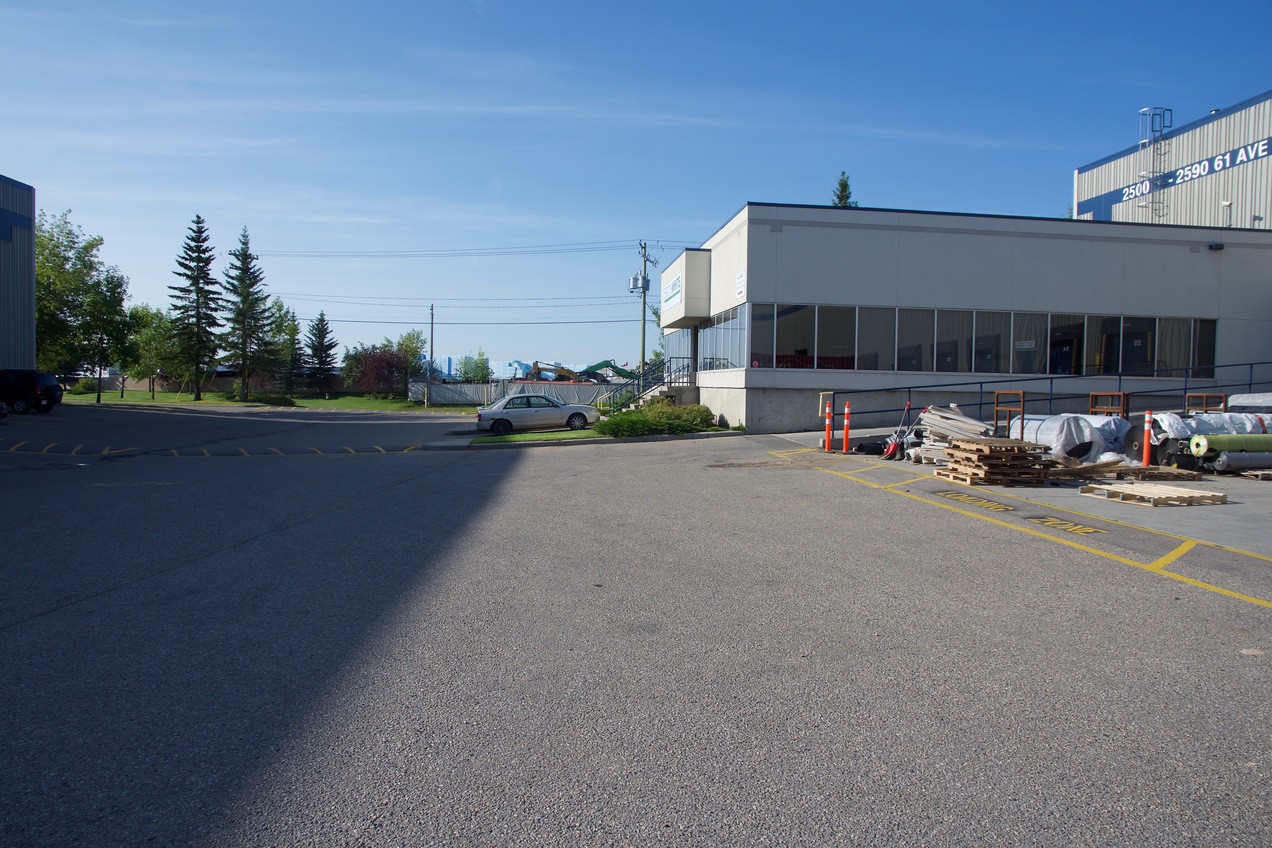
(770, 448), (1272, 610)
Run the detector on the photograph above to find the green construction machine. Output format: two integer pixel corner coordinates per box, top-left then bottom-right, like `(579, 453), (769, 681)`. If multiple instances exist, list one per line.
(579, 360), (639, 381)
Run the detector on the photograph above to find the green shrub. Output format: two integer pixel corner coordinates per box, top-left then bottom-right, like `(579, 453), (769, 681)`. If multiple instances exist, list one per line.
(68, 380), (96, 395)
(594, 401), (718, 438)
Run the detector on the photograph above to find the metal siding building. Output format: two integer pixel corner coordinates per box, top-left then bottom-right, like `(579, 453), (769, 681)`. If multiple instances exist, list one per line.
(1075, 89), (1272, 229)
(0, 174), (36, 370)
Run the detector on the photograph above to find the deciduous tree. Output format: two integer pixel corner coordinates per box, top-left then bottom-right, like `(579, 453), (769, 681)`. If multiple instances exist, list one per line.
(34, 210), (131, 376)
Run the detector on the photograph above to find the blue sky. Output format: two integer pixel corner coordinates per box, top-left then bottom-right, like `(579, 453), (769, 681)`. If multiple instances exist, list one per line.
(4, 1), (1271, 367)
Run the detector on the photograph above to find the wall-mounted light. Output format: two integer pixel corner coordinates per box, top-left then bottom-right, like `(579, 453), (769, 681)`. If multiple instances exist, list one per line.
(1207, 243), (1225, 251)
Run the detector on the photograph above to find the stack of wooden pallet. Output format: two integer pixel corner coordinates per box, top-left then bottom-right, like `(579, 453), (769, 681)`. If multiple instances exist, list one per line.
(934, 437), (1055, 485)
(914, 405), (995, 465)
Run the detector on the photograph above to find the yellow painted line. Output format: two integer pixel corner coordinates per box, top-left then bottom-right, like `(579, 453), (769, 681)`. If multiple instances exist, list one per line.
(949, 483), (1272, 565)
(171, 450), (180, 457)
(70, 445), (84, 455)
(883, 476), (933, 490)
(310, 447), (323, 454)
(238, 448), (250, 456)
(101, 447), (135, 456)
(269, 448), (284, 455)
(201, 449), (210, 457)
(344, 447), (356, 454)
(41, 443), (58, 454)
(1148, 541), (1197, 573)
(9, 441), (29, 452)
(372, 446), (386, 453)
(776, 449), (1272, 610)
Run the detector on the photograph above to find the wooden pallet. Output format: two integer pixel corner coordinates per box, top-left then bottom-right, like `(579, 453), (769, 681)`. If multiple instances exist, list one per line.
(935, 467), (1050, 486)
(939, 437), (1055, 485)
(1240, 469), (1272, 481)
(1078, 482), (1227, 507)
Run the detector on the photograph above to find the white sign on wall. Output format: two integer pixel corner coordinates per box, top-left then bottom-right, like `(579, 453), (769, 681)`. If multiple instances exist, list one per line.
(663, 272), (683, 309)
(735, 270), (746, 300)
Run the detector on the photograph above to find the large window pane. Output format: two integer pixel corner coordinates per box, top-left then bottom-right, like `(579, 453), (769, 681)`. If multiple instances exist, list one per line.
(1121, 316), (1156, 373)
(1157, 318), (1190, 378)
(936, 309), (972, 372)
(1048, 313), (1084, 375)
(1012, 312), (1047, 374)
(750, 303), (774, 368)
(775, 304), (815, 369)
(816, 306), (855, 369)
(1087, 315), (1121, 374)
(973, 311), (1011, 373)
(897, 308), (934, 371)
(1192, 319), (1216, 378)
(857, 307), (896, 371)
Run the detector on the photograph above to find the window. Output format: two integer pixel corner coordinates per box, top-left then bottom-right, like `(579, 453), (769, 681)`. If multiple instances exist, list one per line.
(750, 304), (775, 368)
(775, 304), (815, 369)
(816, 306), (855, 369)
(936, 310), (972, 372)
(973, 311), (1011, 373)
(1087, 315), (1121, 374)
(1048, 314), (1084, 375)
(1011, 312), (1047, 374)
(857, 307), (896, 371)
(897, 309), (934, 371)
(1157, 318), (1190, 378)
(1121, 317), (1156, 373)
(1192, 319), (1216, 378)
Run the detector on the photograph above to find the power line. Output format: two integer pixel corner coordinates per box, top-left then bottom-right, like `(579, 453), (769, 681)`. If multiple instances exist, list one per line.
(259, 239), (696, 259)
(312, 317), (641, 326)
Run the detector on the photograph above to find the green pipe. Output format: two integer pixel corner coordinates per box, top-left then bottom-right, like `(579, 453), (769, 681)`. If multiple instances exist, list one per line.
(1190, 433), (1272, 457)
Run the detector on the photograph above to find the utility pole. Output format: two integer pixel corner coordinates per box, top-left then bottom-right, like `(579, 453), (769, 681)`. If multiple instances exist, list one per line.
(427, 303), (434, 407)
(630, 241), (658, 368)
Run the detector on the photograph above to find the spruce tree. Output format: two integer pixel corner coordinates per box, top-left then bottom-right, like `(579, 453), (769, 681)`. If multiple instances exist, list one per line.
(221, 227), (271, 401)
(169, 215), (223, 401)
(306, 311), (339, 395)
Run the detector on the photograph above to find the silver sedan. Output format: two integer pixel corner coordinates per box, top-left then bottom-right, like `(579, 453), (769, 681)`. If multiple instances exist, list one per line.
(476, 394), (600, 436)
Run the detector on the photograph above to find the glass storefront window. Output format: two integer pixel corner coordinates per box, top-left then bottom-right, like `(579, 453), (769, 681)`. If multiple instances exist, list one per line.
(1087, 315), (1121, 374)
(1157, 318), (1189, 379)
(897, 309), (934, 371)
(936, 309), (972, 372)
(750, 304), (774, 368)
(1012, 312), (1047, 374)
(775, 304), (815, 369)
(973, 311), (1011, 373)
(857, 307), (896, 371)
(1048, 314), (1084, 375)
(816, 306), (855, 369)
(1121, 316), (1156, 373)
(1192, 319), (1216, 378)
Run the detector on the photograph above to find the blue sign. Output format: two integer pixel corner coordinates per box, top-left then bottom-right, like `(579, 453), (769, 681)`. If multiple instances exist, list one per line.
(1078, 136), (1271, 220)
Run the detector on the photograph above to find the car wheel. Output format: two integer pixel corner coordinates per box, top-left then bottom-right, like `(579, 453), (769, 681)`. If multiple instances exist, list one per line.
(492, 419), (513, 436)
(567, 413), (588, 430)
(10, 397), (30, 414)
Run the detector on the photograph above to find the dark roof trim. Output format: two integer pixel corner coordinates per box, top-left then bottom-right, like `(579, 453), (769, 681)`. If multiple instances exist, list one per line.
(1076, 88), (1272, 174)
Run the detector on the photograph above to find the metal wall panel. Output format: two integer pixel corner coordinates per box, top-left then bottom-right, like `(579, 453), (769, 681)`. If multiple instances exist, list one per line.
(0, 174), (36, 370)
(1074, 91), (1272, 229)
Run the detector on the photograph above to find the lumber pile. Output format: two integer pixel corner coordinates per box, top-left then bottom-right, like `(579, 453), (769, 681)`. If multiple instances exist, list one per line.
(933, 437), (1055, 485)
(915, 406), (994, 465)
(1078, 482), (1227, 507)
(1048, 457), (1204, 481)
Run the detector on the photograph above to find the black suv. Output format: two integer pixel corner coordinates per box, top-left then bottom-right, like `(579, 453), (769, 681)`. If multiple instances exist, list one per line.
(0, 369), (64, 414)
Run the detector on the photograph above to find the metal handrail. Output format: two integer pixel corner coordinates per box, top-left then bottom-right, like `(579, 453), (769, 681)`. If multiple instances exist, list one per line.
(600, 356), (695, 411)
(822, 359), (1272, 429)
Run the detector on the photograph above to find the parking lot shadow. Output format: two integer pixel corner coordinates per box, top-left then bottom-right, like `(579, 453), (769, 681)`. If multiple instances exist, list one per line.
(0, 444), (519, 846)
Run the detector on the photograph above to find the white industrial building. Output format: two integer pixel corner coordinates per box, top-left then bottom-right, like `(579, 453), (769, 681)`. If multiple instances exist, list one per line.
(1075, 88), (1271, 229)
(0, 174), (36, 370)
(656, 91), (1272, 435)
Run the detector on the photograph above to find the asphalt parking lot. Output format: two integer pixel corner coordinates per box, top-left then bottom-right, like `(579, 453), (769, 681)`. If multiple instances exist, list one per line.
(2, 405), (1269, 846)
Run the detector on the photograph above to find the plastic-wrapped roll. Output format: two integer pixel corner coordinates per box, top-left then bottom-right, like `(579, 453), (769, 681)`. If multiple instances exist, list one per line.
(1214, 451), (1272, 471)
(1190, 433), (1272, 457)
